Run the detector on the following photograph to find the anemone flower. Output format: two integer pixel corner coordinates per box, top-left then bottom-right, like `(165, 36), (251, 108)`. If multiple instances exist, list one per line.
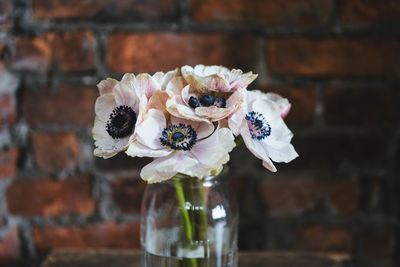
(229, 90), (298, 172)
(92, 71), (175, 159)
(126, 108), (235, 183)
(166, 65), (257, 123)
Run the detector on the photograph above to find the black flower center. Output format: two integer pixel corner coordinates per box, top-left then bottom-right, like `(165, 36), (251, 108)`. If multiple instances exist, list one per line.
(245, 111), (271, 140)
(106, 105), (137, 139)
(189, 95), (226, 109)
(160, 123), (197, 151)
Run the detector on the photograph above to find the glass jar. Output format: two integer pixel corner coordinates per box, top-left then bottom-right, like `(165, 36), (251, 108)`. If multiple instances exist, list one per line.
(141, 171), (238, 267)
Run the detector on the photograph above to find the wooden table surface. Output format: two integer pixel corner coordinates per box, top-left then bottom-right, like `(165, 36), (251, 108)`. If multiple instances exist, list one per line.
(41, 249), (353, 267)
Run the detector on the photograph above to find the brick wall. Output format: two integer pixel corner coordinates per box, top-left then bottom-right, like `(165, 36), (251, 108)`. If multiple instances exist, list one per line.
(0, 0), (399, 266)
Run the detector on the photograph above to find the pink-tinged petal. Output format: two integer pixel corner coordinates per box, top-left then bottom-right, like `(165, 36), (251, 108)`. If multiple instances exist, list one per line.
(126, 141), (172, 158)
(166, 77), (186, 96)
(265, 92), (291, 119)
(181, 85), (191, 104)
(95, 93), (116, 122)
(166, 96), (210, 123)
(194, 120), (215, 139)
(229, 71), (258, 91)
(136, 109), (166, 150)
(182, 65), (257, 93)
(169, 116), (215, 139)
(153, 69), (178, 90)
(262, 158), (277, 172)
(209, 75), (230, 92)
(97, 78), (118, 95)
(192, 128), (234, 166)
(228, 106), (246, 136)
(158, 152), (199, 177)
(113, 82), (137, 107)
(195, 106), (232, 121)
(148, 90), (170, 117)
(141, 157), (178, 183)
(240, 126), (277, 172)
(135, 73), (160, 99)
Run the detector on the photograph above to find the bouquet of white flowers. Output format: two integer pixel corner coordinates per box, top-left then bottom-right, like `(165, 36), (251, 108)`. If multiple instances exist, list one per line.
(92, 64), (298, 266)
(92, 64), (298, 182)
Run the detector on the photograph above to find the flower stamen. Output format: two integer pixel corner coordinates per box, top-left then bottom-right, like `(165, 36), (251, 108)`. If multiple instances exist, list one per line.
(245, 111), (271, 140)
(106, 105), (137, 139)
(160, 123), (197, 151)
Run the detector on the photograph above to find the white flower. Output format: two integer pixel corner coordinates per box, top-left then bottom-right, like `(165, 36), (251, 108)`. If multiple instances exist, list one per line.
(126, 109), (235, 183)
(229, 90), (298, 172)
(181, 64), (258, 93)
(92, 70), (176, 159)
(166, 65), (257, 123)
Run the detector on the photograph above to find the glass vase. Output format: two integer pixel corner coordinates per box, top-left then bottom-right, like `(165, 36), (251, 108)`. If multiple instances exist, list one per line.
(140, 171), (238, 267)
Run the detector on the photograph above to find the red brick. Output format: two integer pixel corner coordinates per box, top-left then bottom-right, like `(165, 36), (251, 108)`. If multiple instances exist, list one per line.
(11, 30), (96, 72)
(324, 87), (399, 127)
(0, 148), (18, 179)
(295, 225), (354, 253)
(260, 175), (359, 216)
(12, 35), (52, 72)
(31, 132), (80, 172)
(0, 94), (17, 129)
(328, 179), (360, 215)
(260, 86), (316, 127)
(6, 176), (94, 216)
(360, 231), (392, 260)
(267, 38), (400, 78)
(0, 0), (13, 31)
(32, 222), (140, 252)
(340, 0), (400, 24)
(112, 177), (146, 214)
(192, 0), (334, 26)
(0, 227), (21, 264)
(32, 0), (177, 21)
(106, 33), (256, 73)
(22, 85), (97, 126)
(51, 30), (96, 71)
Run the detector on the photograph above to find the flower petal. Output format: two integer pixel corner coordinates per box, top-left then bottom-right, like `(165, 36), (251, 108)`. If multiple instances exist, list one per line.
(126, 141), (173, 158)
(95, 93), (116, 122)
(97, 78), (118, 95)
(136, 109), (166, 150)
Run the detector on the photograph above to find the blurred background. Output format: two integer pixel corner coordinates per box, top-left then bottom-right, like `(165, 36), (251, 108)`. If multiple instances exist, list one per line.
(0, 0), (399, 266)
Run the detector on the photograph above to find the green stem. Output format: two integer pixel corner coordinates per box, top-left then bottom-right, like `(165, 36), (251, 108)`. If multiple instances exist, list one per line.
(173, 179), (193, 241)
(234, 136), (244, 147)
(197, 180), (208, 241)
(173, 178), (197, 267)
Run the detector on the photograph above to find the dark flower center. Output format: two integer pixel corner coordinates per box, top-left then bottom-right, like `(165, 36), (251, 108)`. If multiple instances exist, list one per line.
(245, 111), (271, 140)
(106, 105), (137, 139)
(189, 95), (226, 109)
(160, 123), (197, 151)
(214, 97), (226, 108)
(199, 94), (215, 107)
(188, 96), (201, 108)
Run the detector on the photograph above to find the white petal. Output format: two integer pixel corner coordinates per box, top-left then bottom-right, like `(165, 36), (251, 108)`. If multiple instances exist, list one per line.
(126, 141), (172, 158)
(95, 94), (116, 122)
(261, 139), (298, 163)
(136, 109), (166, 150)
(141, 157), (177, 183)
(97, 78), (118, 95)
(135, 73), (160, 99)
